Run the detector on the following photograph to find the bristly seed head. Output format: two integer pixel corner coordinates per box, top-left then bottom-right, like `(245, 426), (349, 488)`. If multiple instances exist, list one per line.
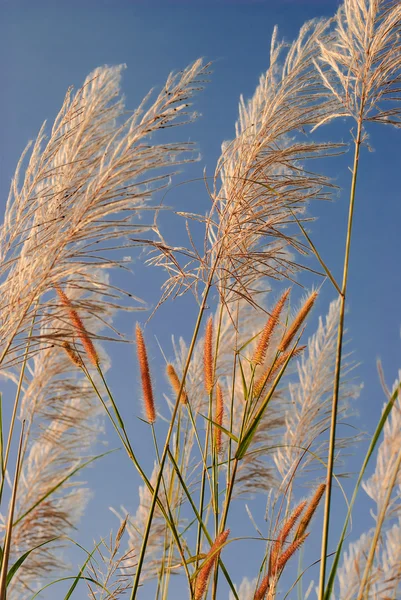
(194, 529), (230, 600)
(278, 291), (318, 353)
(56, 284), (99, 367)
(215, 383), (224, 454)
(166, 363), (188, 405)
(295, 483), (326, 540)
(204, 316), (214, 394)
(136, 324), (156, 424)
(62, 341), (83, 368)
(252, 289), (290, 365)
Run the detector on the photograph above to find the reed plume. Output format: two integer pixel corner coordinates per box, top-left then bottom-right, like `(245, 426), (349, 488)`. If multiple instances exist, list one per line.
(274, 299), (360, 488)
(136, 324), (156, 423)
(0, 59), (208, 370)
(194, 529), (230, 600)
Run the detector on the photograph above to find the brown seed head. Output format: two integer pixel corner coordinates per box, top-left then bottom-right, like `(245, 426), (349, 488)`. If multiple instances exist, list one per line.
(204, 316), (214, 394)
(252, 289), (290, 365)
(62, 341), (83, 368)
(253, 346), (306, 397)
(56, 284), (99, 366)
(270, 501), (307, 575)
(215, 383), (224, 454)
(136, 324), (156, 423)
(295, 484), (326, 540)
(276, 533), (309, 573)
(254, 573), (270, 600)
(278, 291), (318, 353)
(166, 363), (188, 405)
(194, 529), (229, 600)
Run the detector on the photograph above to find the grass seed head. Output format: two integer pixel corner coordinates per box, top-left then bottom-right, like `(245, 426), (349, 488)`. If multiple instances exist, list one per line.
(136, 324), (156, 424)
(278, 291), (318, 353)
(204, 316), (214, 394)
(252, 289), (290, 365)
(166, 363), (188, 405)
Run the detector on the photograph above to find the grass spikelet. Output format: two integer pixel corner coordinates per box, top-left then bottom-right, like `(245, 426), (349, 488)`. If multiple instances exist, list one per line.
(56, 284), (99, 366)
(278, 291), (318, 353)
(276, 532), (309, 573)
(62, 341), (83, 368)
(166, 363), (188, 405)
(194, 529), (230, 600)
(254, 574), (270, 600)
(253, 346), (306, 397)
(204, 316), (214, 394)
(269, 501), (307, 575)
(136, 324), (156, 424)
(295, 483), (326, 540)
(252, 289), (290, 365)
(215, 383), (224, 454)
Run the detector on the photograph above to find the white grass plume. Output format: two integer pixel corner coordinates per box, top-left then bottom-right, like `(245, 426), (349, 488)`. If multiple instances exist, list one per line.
(0, 60), (208, 369)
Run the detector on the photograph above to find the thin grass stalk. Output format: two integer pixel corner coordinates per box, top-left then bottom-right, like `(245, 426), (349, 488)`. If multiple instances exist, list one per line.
(0, 421), (25, 600)
(150, 420), (193, 597)
(167, 447), (239, 600)
(130, 275), (215, 600)
(318, 118), (363, 599)
(0, 310), (36, 504)
(195, 302), (224, 573)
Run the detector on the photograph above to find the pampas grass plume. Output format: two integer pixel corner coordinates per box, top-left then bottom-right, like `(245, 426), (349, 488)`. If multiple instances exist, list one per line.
(136, 324), (156, 423)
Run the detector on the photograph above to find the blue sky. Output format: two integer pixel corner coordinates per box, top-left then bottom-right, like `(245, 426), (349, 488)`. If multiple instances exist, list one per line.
(1, 0), (401, 598)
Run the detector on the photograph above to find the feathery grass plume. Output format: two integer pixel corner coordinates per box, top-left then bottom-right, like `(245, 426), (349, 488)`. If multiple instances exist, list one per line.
(274, 298), (360, 487)
(166, 363), (188, 405)
(229, 577), (258, 600)
(214, 382), (224, 454)
(252, 289), (290, 365)
(0, 60), (208, 370)
(56, 284), (99, 366)
(194, 529), (230, 600)
(136, 324), (156, 423)
(86, 517), (136, 600)
(336, 371), (401, 599)
(148, 21), (340, 311)
(314, 0), (401, 130)
(278, 291), (317, 353)
(295, 483), (326, 540)
(204, 315), (214, 394)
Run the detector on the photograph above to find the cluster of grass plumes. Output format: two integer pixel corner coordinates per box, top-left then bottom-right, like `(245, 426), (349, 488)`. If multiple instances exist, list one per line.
(0, 1), (401, 599)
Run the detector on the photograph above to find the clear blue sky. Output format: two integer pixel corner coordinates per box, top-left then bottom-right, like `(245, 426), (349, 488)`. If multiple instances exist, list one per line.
(1, 0), (401, 598)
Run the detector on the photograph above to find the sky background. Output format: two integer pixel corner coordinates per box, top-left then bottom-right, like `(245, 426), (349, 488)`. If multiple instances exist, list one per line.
(1, 0), (401, 598)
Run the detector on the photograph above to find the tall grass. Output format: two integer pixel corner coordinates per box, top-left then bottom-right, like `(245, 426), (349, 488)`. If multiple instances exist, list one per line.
(0, 0), (400, 598)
